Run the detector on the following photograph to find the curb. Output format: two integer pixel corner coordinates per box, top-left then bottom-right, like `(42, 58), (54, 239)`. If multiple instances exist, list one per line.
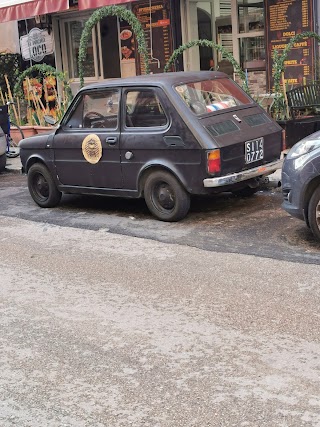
(4, 156), (23, 174)
(4, 167), (22, 175)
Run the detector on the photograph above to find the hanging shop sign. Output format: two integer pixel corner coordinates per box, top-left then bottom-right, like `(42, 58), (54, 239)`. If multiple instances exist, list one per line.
(265, 0), (314, 90)
(20, 27), (54, 63)
(133, 0), (173, 74)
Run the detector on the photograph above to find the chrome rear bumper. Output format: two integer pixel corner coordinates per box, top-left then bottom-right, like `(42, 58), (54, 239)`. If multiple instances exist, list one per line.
(203, 159), (283, 188)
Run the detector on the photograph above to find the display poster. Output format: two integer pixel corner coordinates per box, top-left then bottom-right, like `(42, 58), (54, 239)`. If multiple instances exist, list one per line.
(132, 0), (173, 74)
(119, 23), (136, 61)
(265, 0), (314, 91)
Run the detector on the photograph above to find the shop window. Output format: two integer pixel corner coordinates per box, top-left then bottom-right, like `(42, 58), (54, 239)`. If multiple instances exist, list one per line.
(237, 0), (265, 70)
(125, 90), (167, 128)
(238, 0), (264, 33)
(240, 36), (265, 69)
(59, 14), (123, 82)
(65, 20), (96, 78)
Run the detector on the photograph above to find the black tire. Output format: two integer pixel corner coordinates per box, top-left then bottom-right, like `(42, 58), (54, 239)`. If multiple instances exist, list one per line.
(232, 185), (259, 197)
(307, 185), (320, 240)
(144, 170), (190, 221)
(28, 163), (62, 208)
(0, 153), (6, 173)
(6, 123), (24, 158)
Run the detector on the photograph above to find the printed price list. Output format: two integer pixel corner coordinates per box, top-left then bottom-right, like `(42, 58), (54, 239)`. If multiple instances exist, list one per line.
(133, 0), (173, 74)
(266, 0), (314, 90)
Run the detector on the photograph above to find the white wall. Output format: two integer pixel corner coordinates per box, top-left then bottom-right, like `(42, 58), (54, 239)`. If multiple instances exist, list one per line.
(0, 21), (20, 54)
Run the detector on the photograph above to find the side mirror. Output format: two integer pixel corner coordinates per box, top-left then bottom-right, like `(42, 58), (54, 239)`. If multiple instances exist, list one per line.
(44, 115), (57, 126)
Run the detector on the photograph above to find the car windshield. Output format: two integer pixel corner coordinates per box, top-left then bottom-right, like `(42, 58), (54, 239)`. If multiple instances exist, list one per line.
(175, 78), (252, 115)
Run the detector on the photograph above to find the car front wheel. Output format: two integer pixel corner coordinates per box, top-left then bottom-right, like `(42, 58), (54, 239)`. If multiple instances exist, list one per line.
(307, 185), (320, 240)
(144, 170), (190, 221)
(28, 163), (62, 208)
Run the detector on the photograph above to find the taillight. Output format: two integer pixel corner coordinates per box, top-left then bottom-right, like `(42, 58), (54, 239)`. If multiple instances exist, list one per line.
(207, 149), (221, 174)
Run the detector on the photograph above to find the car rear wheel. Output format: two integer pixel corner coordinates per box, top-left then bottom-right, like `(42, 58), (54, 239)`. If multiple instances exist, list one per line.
(144, 171), (190, 221)
(28, 163), (62, 208)
(307, 185), (320, 240)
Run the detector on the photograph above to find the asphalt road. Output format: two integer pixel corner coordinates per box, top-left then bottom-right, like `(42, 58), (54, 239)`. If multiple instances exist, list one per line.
(0, 172), (319, 264)
(1, 214), (320, 426)
(1, 171), (320, 427)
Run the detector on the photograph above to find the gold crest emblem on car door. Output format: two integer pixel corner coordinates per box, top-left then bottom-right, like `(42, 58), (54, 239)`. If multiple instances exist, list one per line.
(82, 134), (102, 164)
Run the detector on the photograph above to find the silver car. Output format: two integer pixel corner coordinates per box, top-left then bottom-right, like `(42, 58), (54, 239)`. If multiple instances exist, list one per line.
(282, 131), (320, 240)
(0, 130), (6, 173)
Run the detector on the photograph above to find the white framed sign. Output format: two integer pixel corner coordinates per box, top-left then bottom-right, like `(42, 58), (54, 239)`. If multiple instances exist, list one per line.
(20, 28), (54, 62)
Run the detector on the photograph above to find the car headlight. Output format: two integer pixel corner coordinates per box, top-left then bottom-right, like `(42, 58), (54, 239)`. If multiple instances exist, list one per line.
(287, 134), (320, 159)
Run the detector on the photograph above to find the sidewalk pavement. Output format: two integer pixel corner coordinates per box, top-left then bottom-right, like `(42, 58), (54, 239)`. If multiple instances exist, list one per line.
(3, 153), (284, 187)
(5, 156), (22, 174)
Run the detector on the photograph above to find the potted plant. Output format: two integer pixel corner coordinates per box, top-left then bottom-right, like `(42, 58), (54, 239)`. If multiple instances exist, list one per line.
(13, 64), (72, 135)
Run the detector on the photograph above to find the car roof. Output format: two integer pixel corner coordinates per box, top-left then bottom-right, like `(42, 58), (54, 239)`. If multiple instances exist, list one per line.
(80, 71), (230, 92)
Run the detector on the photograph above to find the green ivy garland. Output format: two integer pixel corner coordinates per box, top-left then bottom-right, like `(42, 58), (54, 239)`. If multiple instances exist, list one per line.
(13, 63), (73, 104)
(0, 53), (21, 98)
(164, 39), (250, 94)
(78, 6), (150, 87)
(272, 31), (320, 119)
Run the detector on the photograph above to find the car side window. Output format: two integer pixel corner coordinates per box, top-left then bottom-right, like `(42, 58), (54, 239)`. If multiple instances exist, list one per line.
(80, 89), (119, 129)
(125, 90), (167, 128)
(64, 90), (120, 129)
(63, 97), (83, 129)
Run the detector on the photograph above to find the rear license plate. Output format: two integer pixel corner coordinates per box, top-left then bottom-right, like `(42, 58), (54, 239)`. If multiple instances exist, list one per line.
(245, 138), (264, 164)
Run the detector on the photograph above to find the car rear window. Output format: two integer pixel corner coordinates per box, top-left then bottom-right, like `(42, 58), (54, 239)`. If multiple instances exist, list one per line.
(175, 78), (252, 116)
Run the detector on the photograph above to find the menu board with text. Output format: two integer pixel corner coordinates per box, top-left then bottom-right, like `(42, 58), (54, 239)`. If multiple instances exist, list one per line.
(133, 0), (173, 74)
(265, 0), (315, 91)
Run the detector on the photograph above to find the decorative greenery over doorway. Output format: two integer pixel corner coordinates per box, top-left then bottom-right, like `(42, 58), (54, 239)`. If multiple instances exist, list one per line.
(78, 5), (150, 87)
(164, 39), (250, 94)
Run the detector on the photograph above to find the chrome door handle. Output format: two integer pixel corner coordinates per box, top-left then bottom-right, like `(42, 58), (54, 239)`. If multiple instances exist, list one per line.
(106, 136), (117, 145)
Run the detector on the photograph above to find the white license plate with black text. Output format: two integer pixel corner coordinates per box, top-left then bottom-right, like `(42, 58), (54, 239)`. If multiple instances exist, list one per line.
(245, 138), (264, 164)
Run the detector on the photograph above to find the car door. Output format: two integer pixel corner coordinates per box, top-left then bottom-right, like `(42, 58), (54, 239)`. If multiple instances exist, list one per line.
(120, 87), (172, 190)
(52, 88), (122, 189)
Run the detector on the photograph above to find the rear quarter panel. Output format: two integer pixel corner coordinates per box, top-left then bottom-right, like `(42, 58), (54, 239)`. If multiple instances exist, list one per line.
(199, 106), (282, 175)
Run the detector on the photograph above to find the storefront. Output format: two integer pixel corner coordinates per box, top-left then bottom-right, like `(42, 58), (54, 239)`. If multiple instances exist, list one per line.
(179, 0), (319, 93)
(8, 0), (178, 93)
(0, 0), (319, 95)
(180, 0), (266, 92)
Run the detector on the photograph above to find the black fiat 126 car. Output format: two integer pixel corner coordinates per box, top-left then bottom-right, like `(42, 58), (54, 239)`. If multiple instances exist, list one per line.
(20, 71), (283, 221)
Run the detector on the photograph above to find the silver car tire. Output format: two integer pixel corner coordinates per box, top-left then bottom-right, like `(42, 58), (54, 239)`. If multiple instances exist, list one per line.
(307, 185), (320, 241)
